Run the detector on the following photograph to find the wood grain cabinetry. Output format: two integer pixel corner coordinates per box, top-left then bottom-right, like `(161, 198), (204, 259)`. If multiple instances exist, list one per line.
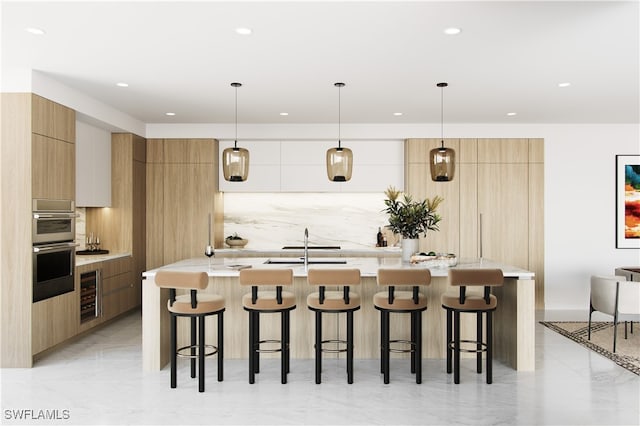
(102, 256), (136, 320)
(31, 94), (75, 143)
(32, 291), (78, 355)
(146, 138), (221, 269)
(87, 133), (146, 310)
(405, 138), (544, 308)
(75, 256), (135, 335)
(31, 95), (75, 200)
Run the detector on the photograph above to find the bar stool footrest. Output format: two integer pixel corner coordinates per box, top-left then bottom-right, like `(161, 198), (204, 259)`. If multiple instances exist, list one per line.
(389, 339), (416, 354)
(316, 338), (348, 354)
(256, 339), (287, 353)
(177, 344), (218, 358)
(448, 339), (488, 353)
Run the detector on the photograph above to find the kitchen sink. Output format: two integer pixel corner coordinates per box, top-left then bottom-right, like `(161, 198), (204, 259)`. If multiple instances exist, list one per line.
(281, 246), (341, 250)
(264, 258), (347, 265)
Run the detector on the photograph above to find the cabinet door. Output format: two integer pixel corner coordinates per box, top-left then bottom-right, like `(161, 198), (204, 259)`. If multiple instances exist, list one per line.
(76, 121), (111, 206)
(32, 134), (75, 200)
(31, 94), (75, 142)
(32, 291), (78, 354)
(163, 163), (215, 263)
(478, 163), (529, 269)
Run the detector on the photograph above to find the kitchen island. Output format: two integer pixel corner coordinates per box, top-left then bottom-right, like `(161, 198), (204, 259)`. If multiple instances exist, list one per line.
(142, 256), (535, 372)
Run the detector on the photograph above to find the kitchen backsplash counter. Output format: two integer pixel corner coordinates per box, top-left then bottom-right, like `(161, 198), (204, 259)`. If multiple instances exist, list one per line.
(76, 252), (131, 267)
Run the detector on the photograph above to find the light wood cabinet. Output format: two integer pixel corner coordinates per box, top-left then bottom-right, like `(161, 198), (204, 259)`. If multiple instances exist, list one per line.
(405, 138), (544, 308)
(32, 290), (78, 355)
(146, 138), (220, 269)
(31, 94), (75, 143)
(32, 134), (75, 200)
(86, 133), (146, 310)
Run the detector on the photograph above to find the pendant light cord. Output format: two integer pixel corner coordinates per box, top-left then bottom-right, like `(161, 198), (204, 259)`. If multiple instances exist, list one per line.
(338, 83), (342, 148)
(440, 84), (444, 148)
(234, 84), (238, 148)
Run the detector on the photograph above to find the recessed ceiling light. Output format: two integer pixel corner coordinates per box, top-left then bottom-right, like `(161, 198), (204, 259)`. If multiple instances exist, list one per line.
(279, 112), (289, 116)
(25, 27), (45, 35)
(506, 112), (517, 117)
(443, 27), (461, 35)
(165, 112), (176, 116)
(235, 27), (252, 35)
(116, 82), (129, 87)
(393, 112), (403, 116)
(558, 82), (571, 88)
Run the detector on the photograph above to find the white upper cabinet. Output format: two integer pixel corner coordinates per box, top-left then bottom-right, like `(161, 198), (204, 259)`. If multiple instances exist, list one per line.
(219, 140), (403, 192)
(76, 120), (111, 206)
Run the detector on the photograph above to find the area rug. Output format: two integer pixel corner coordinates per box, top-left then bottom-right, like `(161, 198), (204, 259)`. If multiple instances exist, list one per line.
(540, 321), (640, 375)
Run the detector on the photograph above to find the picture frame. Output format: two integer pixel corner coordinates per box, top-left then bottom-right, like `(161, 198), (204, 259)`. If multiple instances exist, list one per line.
(616, 155), (640, 249)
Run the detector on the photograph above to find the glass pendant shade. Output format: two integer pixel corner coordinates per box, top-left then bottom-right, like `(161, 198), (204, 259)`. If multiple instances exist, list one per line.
(326, 146), (353, 182)
(429, 143), (455, 182)
(223, 82), (249, 182)
(430, 82), (455, 182)
(222, 145), (249, 182)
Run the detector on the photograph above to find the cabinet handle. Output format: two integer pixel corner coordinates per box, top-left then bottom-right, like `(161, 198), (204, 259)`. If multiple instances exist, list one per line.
(479, 213), (483, 261)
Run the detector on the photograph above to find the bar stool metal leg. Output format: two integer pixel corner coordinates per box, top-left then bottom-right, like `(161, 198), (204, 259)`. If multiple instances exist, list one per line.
(254, 313), (260, 373)
(415, 311), (422, 384)
(281, 310), (287, 384)
(198, 315), (205, 392)
(487, 311), (493, 384)
(410, 311), (416, 374)
(170, 314), (177, 389)
(454, 310), (461, 384)
(249, 311), (256, 384)
(315, 311), (322, 384)
(477, 312), (483, 374)
(446, 309), (452, 374)
(284, 310), (290, 375)
(382, 310), (390, 384)
(218, 312), (224, 382)
(190, 317), (197, 378)
(347, 310), (354, 384)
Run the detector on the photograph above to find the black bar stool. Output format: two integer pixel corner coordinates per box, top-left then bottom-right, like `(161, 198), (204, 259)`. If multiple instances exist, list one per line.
(442, 268), (503, 384)
(374, 268), (431, 384)
(239, 268), (295, 384)
(307, 268), (361, 384)
(154, 270), (225, 393)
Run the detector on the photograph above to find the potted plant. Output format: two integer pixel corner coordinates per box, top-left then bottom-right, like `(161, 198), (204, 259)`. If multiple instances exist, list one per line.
(382, 186), (443, 261)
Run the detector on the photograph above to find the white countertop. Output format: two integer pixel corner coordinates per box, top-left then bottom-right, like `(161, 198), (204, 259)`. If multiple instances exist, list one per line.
(142, 256), (534, 279)
(216, 247), (402, 258)
(76, 252), (131, 267)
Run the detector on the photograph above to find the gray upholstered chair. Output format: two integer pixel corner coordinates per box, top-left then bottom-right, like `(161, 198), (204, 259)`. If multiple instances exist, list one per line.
(589, 275), (640, 353)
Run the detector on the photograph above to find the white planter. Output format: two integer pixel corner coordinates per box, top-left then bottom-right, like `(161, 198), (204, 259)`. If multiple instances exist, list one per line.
(401, 238), (419, 262)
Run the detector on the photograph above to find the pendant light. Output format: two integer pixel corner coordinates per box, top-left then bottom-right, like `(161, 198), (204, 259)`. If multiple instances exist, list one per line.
(430, 82), (455, 182)
(222, 82), (249, 182)
(326, 82), (353, 182)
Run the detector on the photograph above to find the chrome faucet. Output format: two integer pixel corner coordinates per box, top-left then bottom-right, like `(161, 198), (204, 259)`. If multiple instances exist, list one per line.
(304, 227), (309, 268)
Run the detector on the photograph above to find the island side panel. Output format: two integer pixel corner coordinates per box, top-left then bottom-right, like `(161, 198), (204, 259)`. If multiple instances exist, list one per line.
(493, 277), (536, 371)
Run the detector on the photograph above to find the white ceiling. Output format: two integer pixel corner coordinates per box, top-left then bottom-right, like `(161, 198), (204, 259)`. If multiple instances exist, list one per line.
(2, 1), (639, 125)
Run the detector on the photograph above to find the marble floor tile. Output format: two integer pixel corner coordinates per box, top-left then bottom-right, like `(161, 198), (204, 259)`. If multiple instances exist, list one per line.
(1, 310), (638, 425)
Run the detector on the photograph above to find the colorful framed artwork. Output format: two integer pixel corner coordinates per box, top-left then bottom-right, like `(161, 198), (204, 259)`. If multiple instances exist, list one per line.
(616, 155), (640, 248)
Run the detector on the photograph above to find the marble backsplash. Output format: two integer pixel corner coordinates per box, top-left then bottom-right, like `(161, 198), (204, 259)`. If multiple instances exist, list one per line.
(223, 193), (398, 249)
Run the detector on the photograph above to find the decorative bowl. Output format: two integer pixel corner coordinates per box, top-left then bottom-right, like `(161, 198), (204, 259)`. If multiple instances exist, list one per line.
(225, 238), (248, 248)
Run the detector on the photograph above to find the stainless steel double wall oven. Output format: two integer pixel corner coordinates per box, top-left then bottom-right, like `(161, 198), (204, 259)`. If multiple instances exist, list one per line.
(32, 199), (77, 302)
